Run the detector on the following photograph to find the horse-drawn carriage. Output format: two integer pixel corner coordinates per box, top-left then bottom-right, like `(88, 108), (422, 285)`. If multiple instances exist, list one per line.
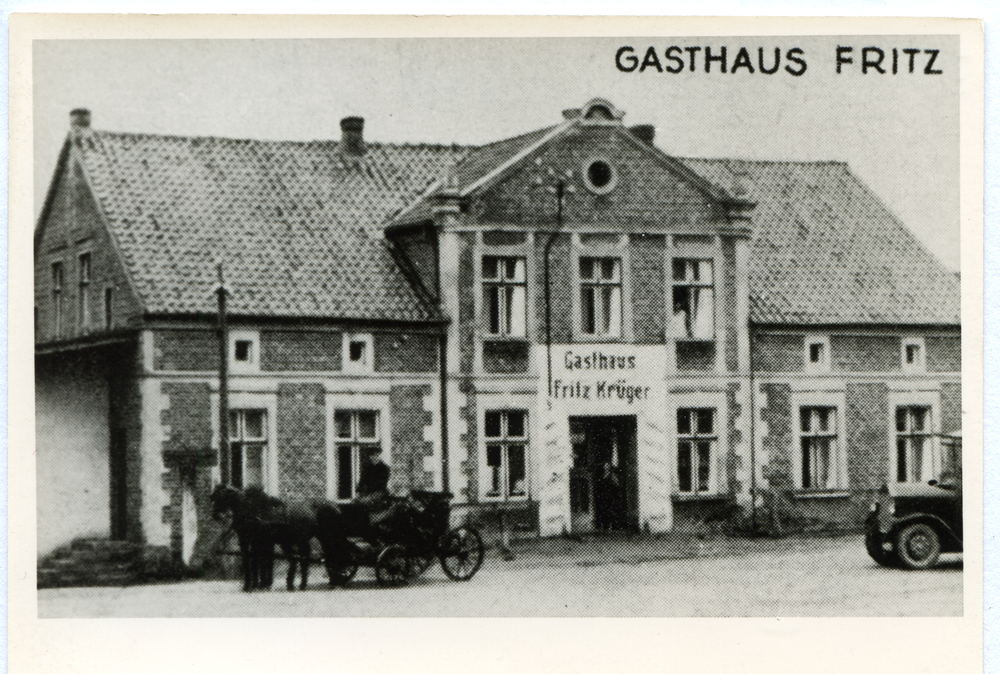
(210, 485), (485, 591)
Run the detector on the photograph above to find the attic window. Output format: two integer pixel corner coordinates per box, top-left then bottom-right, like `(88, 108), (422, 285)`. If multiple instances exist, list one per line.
(583, 158), (617, 195)
(584, 105), (613, 120)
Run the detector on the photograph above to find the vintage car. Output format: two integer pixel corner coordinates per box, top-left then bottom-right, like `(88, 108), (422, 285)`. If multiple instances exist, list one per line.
(865, 434), (963, 570)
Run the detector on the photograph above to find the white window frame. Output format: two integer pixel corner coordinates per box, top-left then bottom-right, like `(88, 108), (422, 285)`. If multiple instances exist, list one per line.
(51, 260), (64, 338)
(805, 335), (831, 373)
(331, 409), (383, 501)
(78, 251), (92, 329)
(481, 409), (530, 501)
(481, 255), (528, 338)
(229, 329), (259, 373)
(902, 337), (926, 373)
(675, 408), (718, 494)
(791, 391), (847, 490)
(103, 286), (114, 330)
(210, 390), (279, 494)
(671, 392), (727, 495)
(228, 408), (272, 490)
(342, 332), (374, 373)
(890, 391), (940, 484)
(669, 258), (715, 339)
(578, 256), (623, 339)
(325, 393), (391, 502)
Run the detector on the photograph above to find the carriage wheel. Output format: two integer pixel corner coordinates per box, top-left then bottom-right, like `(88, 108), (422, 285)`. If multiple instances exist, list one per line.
(438, 526), (484, 581)
(375, 545), (409, 587)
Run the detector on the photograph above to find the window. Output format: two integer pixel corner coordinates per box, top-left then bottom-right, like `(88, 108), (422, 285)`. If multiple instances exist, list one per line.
(583, 158), (617, 194)
(670, 259), (714, 339)
(902, 338), (925, 372)
(579, 257), (622, 338)
(805, 337), (830, 372)
(895, 406), (933, 483)
(228, 331), (259, 371)
(51, 262), (64, 337)
(334, 410), (381, 500)
(228, 409), (268, 489)
(482, 256), (527, 337)
(104, 287), (114, 330)
(78, 253), (91, 328)
(799, 407), (839, 489)
(677, 408), (716, 493)
(483, 410), (528, 499)
(234, 340), (253, 363)
(343, 333), (373, 373)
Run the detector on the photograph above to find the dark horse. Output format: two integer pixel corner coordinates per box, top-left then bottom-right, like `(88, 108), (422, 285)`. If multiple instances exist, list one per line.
(210, 485), (318, 591)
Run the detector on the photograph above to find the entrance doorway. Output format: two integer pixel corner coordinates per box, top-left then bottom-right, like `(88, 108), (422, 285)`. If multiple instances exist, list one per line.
(568, 416), (637, 534)
(109, 427), (128, 540)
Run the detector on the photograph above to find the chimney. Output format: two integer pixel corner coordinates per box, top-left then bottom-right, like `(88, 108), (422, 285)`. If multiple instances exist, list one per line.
(562, 108), (581, 120)
(340, 116), (366, 156)
(70, 108), (91, 131)
(630, 124), (655, 145)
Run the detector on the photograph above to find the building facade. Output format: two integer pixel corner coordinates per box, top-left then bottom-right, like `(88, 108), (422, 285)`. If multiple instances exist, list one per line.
(35, 100), (961, 564)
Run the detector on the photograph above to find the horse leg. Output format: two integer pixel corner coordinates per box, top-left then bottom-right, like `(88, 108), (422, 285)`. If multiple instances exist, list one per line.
(262, 540), (275, 589)
(299, 541), (310, 591)
(283, 543), (296, 591)
(239, 536), (253, 592)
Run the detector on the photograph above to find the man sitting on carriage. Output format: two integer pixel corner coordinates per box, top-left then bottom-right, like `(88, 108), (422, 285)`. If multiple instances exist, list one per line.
(354, 450), (400, 538)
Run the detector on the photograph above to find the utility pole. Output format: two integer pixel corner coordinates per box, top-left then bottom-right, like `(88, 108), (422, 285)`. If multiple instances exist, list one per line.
(216, 263), (230, 485)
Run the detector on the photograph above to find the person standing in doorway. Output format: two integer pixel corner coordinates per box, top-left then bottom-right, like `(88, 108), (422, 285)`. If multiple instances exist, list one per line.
(594, 462), (620, 532)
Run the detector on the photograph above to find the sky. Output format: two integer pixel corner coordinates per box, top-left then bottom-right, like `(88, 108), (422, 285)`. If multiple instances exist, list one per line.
(33, 36), (961, 270)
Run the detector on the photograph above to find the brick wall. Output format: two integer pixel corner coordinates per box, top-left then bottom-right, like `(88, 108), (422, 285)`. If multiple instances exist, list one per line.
(752, 334), (804, 372)
(154, 331), (219, 371)
(676, 341), (715, 371)
(482, 340), (530, 373)
(476, 125), (721, 230)
(35, 155), (143, 344)
(160, 382), (213, 454)
(722, 239), (739, 372)
(262, 331), (340, 371)
(831, 335), (901, 372)
(534, 234), (573, 345)
(457, 232), (477, 373)
(926, 336), (961, 372)
(374, 333), (438, 373)
(277, 383), (327, 501)
(760, 383), (793, 489)
(389, 385), (435, 492)
(845, 382), (890, 488)
(629, 234), (665, 343)
(941, 382), (962, 435)
(726, 383), (743, 495)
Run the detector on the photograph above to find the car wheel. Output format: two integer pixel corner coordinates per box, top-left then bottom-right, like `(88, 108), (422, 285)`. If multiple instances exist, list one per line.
(895, 523), (941, 570)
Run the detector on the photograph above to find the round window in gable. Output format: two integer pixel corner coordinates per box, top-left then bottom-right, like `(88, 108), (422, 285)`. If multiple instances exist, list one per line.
(583, 158), (617, 194)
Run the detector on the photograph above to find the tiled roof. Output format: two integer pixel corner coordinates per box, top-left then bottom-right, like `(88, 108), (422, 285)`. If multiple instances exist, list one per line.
(680, 158), (960, 325)
(75, 130), (470, 320)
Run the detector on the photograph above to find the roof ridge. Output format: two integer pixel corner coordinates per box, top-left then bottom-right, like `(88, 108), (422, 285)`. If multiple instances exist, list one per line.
(89, 128), (475, 152)
(678, 155), (850, 166)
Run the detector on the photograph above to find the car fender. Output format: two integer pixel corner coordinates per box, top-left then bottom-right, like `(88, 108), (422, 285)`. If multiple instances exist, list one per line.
(889, 514), (962, 549)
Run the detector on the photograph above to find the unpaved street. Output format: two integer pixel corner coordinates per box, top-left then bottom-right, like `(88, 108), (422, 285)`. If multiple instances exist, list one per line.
(37, 535), (961, 618)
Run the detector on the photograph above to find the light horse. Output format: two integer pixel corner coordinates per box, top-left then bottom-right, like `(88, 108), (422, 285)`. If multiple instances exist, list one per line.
(210, 485), (318, 591)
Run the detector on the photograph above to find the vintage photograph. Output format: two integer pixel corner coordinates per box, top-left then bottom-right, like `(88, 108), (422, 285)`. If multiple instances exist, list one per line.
(30, 32), (967, 621)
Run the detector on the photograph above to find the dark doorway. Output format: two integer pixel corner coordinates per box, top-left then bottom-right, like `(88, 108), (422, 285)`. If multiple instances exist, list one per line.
(568, 416), (637, 534)
(109, 428), (128, 540)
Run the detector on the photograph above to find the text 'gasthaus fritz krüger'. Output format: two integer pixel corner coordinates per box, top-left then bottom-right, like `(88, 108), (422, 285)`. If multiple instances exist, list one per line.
(615, 45), (944, 76)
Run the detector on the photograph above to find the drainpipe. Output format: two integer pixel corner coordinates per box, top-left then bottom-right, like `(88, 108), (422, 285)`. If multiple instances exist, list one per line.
(439, 331), (450, 493)
(215, 263), (230, 485)
(544, 181), (565, 397)
(748, 326), (757, 533)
